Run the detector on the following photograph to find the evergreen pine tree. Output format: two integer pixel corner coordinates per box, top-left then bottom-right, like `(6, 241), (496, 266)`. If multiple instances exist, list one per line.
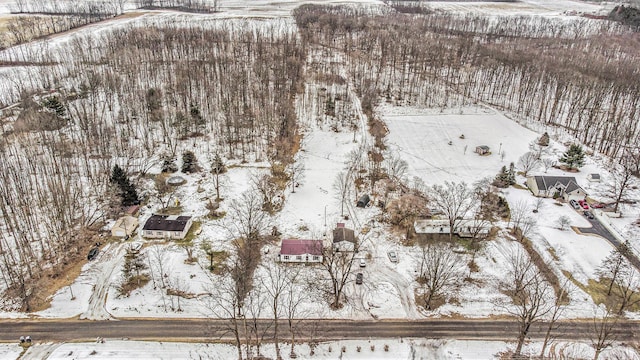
(507, 162), (516, 185)
(110, 165), (139, 206)
(182, 151), (198, 173)
(559, 144), (585, 170)
(212, 153), (226, 174)
(161, 153), (178, 173)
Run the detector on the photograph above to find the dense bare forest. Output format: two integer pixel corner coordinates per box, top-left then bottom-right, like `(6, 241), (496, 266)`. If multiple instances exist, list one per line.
(294, 5), (640, 161)
(0, 18), (304, 310)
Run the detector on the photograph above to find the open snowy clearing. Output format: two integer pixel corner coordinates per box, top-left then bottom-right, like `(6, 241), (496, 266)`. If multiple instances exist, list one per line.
(428, 0), (616, 16)
(381, 104), (539, 186)
(13, 339), (640, 360)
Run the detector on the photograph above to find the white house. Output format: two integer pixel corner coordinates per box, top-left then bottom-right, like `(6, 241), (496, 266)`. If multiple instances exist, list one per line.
(142, 214), (193, 239)
(414, 219), (491, 238)
(111, 215), (139, 238)
(526, 175), (587, 201)
(414, 219), (450, 234)
(278, 239), (323, 263)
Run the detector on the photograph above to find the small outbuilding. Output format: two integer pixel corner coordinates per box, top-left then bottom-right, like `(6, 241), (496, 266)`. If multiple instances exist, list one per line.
(111, 215), (139, 238)
(333, 223), (356, 252)
(587, 173), (601, 182)
(475, 145), (490, 155)
(357, 194), (370, 208)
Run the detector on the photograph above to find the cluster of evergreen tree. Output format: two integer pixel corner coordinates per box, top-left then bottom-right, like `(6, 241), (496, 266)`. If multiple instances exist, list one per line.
(110, 165), (140, 206)
(493, 163), (516, 188)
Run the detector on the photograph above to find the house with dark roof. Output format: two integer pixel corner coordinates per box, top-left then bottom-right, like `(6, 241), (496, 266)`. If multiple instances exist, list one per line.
(278, 239), (323, 263)
(333, 223), (356, 252)
(526, 175), (587, 201)
(142, 214), (193, 239)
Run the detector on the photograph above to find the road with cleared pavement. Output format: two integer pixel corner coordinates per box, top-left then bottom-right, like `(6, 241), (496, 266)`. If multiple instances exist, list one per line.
(0, 318), (638, 343)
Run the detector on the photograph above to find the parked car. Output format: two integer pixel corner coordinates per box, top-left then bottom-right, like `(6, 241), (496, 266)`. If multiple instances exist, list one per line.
(355, 273), (363, 285)
(359, 258), (366, 268)
(578, 200), (589, 210)
(569, 199), (580, 209)
(387, 251), (398, 263)
(583, 211), (595, 220)
(592, 203), (606, 209)
(87, 247), (99, 261)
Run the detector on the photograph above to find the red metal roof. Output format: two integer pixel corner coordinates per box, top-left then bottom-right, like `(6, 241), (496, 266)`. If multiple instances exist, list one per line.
(280, 239), (323, 256)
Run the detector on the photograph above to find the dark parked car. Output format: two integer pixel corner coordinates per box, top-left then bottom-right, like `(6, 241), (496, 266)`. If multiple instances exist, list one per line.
(583, 211), (595, 220)
(87, 247), (99, 261)
(355, 273), (363, 285)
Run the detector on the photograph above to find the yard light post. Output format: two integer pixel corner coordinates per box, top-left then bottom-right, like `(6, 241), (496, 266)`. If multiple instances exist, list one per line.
(67, 276), (75, 300)
(499, 142), (502, 155)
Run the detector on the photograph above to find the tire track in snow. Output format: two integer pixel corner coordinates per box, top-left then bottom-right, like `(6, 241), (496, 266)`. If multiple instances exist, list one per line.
(80, 243), (127, 320)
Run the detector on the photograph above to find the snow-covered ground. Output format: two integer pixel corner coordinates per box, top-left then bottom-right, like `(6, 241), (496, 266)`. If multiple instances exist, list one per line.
(11, 338), (639, 360)
(427, 0), (616, 16)
(0, 0), (640, 359)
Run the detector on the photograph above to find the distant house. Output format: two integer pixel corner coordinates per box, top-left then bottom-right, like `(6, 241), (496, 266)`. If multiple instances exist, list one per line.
(278, 239), (323, 263)
(587, 173), (601, 182)
(414, 219), (490, 238)
(142, 214), (193, 239)
(333, 223), (356, 252)
(475, 145), (490, 155)
(111, 215), (139, 238)
(526, 175), (587, 201)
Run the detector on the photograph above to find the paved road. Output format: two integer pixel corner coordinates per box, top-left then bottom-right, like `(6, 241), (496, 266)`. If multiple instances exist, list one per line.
(1, 318), (639, 343)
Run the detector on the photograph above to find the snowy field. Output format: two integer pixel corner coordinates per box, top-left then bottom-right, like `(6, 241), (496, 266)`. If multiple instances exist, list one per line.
(381, 105), (539, 186)
(427, 0), (616, 16)
(14, 339), (639, 360)
(0, 0), (621, 17)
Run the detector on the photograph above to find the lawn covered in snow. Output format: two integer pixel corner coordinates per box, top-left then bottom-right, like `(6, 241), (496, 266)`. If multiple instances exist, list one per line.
(16, 338), (640, 360)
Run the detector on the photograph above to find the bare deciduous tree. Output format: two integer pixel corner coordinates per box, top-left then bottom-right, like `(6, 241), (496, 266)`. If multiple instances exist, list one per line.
(591, 307), (619, 360)
(499, 249), (554, 357)
(604, 156), (638, 214)
(427, 181), (477, 241)
(417, 242), (464, 310)
(320, 244), (358, 309)
(517, 151), (540, 177)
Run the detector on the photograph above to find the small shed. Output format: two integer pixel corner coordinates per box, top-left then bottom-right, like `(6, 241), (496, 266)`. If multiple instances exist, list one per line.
(587, 173), (601, 182)
(475, 145), (490, 155)
(357, 194), (370, 208)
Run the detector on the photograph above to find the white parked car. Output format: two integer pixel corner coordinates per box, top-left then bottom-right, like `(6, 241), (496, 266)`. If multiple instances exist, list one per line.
(387, 251), (398, 263)
(359, 258), (366, 268)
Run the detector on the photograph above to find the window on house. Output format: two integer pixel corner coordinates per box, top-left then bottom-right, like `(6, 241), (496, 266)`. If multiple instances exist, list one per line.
(157, 231), (162, 235)
(283, 255), (290, 260)
(296, 256), (302, 260)
(313, 256), (320, 261)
